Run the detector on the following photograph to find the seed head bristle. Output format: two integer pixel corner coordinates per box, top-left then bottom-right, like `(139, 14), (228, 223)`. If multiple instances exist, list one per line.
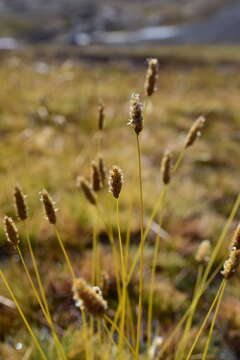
(161, 151), (172, 185)
(128, 93), (143, 135)
(40, 189), (57, 224)
(185, 116), (206, 148)
(98, 101), (105, 131)
(14, 185), (28, 221)
(77, 176), (97, 205)
(4, 216), (20, 247)
(195, 240), (211, 263)
(108, 166), (124, 199)
(101, 271), (110, 298)
(72, 278), (107, 316)
(91, 161), (102, 192)
(145, 58), (159, 97)
(221, 247), (240, 279)
(98, 155), (106, 186)
(231, 224), (240, 250)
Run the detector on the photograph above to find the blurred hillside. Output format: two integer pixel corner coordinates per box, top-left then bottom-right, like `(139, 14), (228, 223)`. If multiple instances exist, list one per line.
(0, 0), (237, 44)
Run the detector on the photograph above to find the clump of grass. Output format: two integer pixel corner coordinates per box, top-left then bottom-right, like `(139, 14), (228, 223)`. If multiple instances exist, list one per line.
(1, 55), (240, 360)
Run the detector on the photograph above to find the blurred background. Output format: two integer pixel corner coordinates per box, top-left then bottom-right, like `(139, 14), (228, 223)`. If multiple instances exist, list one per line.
(0, 0), (240, 49)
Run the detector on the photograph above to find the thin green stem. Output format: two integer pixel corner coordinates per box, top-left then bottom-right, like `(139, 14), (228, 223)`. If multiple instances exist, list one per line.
(175, 264), (203, 360)
(0, 269), (48, 360)
(104, 314), (137, 357)
(24, 233), (67, 360)
(185, 280), (225, 360)
(147, 233), (160, 348)
(54, 226), (75, 281)
(158, 261), (223, 358)
(127, 148), (185, 286)
(136, 134), (144, 357)
(201, 280), (226, 360)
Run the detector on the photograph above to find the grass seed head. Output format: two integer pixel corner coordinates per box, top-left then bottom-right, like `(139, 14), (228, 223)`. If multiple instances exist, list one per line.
(221, 247), (240, 279)
(185, 116), (206, 148)
(108, 166), (124, 199)
(98, 155), (106, 186)
(161, 151), (172, 185)
(98, 101), (105, 130)
(72, 278), (107, 317)
(145, 58), (159, 97)
(128, 93), (143, 135)
(195, 240), (211, 263)
(4, 216), (19, 247)
(14, 185), (28, 221)
(77, 176), (97, 205)
(231, 224), (240, 250)
(40, 189), (57, 224)
(91, 161), (102, 192)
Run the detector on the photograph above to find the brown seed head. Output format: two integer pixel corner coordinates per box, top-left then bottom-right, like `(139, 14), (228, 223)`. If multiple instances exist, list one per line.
(231, 224), (240, 250)
(195, 240), (211, 263)
(72, 278), (107, 316)
(77, 176), (97, 205)
(161, 151), (172, 185)
(91, 161), (102, 192)
(101, 271), (110, 298)
(98, 155), (106, 186)
(4, 216), (19, 247)
(108, 166), (123, 199)
(40, 190), (57, 224)
(145, 58), (159, 97)
(128, 93), (143, 135)
(98, 101), (105, 130)
(14, 185), (28, 221)
(221, 247), (240, 279)
(185, 116), (206, 148)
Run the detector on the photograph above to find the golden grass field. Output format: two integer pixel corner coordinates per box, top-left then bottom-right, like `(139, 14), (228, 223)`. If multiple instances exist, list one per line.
(0, 46), (240, 359)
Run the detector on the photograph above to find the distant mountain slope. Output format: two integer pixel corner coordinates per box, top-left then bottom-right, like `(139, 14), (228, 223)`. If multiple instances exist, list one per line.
(174, 1), (240, 43)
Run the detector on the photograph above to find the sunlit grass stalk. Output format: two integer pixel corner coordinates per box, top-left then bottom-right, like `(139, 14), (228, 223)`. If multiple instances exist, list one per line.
(96, 204), (121, 297)
(127, 149), (185, 286)
(185, 280), (226, 360)
(17, 244), (66, 360)
(158, 193), (240, 358)
(116, 198), (127, 350)
(201, 281), (226, 360)
(136, 134), (144, 357)
(54, 227), (75, 281)
(147, 189), (167, 348)
(104, 314), (137, 358)
(92, 218), (100, 285)
(0, 269), (48, 360)
(124, 201), (133, 271)
(158, 260), (223, 358)
(53, 227), (90, 360)
(175, 264), (204, 360)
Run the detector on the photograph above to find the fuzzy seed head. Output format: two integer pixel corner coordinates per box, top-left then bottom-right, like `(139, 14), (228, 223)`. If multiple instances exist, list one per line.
(91, 161), (102, 192)
(195, 240), (211, 263)
(221, 247), (240, 279)
(108, 166), (123, 199)
(128, 93), (143, 135)
(40, 190), (57, 224)
(77, 176), (97, 205)
(185, 116), (206, 148)
(14, 185), (28, 221)
(145, 58), (159, 97)
(72, 278), (107, 316)
(4, 216), (19, 247)
(98, 101), (105, 130)
(231, 224), (240, 250)
(161, 151), (172, 185)
(98, 156), (106, 186)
